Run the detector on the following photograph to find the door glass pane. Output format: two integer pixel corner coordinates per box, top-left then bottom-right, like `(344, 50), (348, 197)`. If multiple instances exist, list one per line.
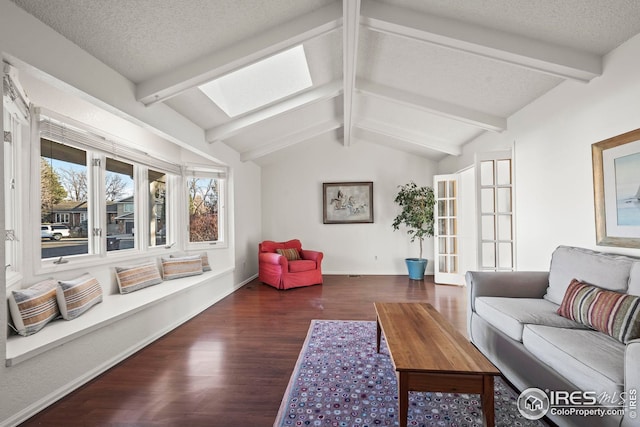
(498, 215), (512, 240)
(480, 161), (494, 186)
(438, 180), (446, 197)
(449, 256), (458, 273)
(438, 218), (447, 235)
(481, 216), (495, 240)
(438, 237), (447, 254)
(40, 139), (89, 259)
(439, 256), (447, 272)
(499, 243), (513, 269)
(448, 237), (457, 254)
(448, 200), (456, 217)
(482, 242), (496, 268)
(149, 169), (167, 247)
(106, 158), (135, 252)
(438, 200), (446, 217)
(496, 159), (511, 185)
(448, 180), (456, 197)
(497, 188), (511, 213)
(448, 218), (456, 235)
(481, 188), (494, 213)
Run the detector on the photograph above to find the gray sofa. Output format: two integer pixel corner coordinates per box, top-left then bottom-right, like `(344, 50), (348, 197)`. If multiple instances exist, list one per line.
(467, 246), (640, 427)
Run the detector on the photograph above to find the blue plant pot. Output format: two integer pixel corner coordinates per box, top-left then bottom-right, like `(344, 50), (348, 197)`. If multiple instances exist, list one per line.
(405, 258), (427, 280)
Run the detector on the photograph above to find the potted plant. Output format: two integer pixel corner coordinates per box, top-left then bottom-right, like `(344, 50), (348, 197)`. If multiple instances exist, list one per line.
(392, 181), (436, 280)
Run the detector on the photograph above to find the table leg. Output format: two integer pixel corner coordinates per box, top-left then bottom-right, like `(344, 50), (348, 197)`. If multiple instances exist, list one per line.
(481, 375), (495, 427)
(376, 316), (381, 353)
(397, 371), (409, 427)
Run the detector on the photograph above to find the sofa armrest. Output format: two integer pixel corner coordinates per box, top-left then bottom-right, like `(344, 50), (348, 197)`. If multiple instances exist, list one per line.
(301, 250), (323, 268)
(466, 271), (550, 312)
(258, 252), (287, 267)
(624, 338), (640, 426)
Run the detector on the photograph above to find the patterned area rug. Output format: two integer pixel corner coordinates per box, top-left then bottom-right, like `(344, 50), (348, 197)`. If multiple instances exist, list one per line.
(275, 320), (548, 427)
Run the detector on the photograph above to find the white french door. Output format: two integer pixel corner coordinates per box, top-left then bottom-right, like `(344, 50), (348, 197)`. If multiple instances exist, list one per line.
(434, 174), (464, 285)
(476, 151), (515, 271)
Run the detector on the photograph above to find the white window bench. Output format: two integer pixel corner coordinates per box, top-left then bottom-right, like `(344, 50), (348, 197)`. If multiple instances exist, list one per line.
(5, 266), (234, 367)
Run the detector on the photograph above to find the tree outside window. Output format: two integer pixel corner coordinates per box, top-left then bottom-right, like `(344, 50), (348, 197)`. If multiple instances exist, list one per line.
(188, 177), (219, 242)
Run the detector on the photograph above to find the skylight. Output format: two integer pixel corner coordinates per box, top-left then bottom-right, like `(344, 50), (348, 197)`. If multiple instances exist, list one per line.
(199, 45), (312, 117)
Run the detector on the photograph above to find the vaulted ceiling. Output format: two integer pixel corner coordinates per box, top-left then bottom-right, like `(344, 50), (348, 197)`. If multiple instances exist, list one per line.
(11, 0), (640, 164)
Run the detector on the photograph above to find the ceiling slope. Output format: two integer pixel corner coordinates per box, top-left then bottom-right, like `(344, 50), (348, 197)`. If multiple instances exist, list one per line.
(11, 0), (640, 162)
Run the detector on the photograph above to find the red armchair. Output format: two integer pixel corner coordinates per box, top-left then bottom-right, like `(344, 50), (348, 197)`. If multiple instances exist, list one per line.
(258, 239), (323, 290)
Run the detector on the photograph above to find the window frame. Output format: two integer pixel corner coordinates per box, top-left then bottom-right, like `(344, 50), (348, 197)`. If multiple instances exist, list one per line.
(21, 108), (229, 277)
(185, 169), (228, 250)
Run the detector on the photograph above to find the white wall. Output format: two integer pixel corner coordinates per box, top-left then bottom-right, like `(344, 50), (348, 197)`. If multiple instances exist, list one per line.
(0, 1), (261, 424)
(261, 134), (437, 274)
(439, 33), (640, 270)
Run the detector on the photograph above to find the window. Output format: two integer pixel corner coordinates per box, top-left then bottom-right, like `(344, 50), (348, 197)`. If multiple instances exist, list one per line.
(36, 112), (184, 263)
(187, 176), (222, 243)
(105, 157), (135, 252)
(199, 45), (312, 117)
(4, 65), (29, 283)
(40, 138), (89, 259)
(149, 169), (167, 247)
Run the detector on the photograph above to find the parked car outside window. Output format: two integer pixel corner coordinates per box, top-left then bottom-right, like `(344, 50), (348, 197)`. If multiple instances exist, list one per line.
(41, 224), (70, 240)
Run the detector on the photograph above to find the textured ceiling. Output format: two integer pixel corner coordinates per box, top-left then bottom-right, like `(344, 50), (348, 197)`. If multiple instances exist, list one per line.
(11, 0), (640, 163)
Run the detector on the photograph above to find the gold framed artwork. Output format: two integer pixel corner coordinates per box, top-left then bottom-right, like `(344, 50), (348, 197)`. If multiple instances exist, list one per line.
(322, 182), (373, 224)
(592, 128), (640, 248)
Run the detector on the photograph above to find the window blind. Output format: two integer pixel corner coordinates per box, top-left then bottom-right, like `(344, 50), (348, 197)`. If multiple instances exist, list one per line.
(38, 109), (183, 175)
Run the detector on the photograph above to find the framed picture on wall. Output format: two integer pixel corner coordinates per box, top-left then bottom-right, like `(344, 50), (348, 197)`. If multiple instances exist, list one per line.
(323, 182), (374, 224)
(592, 128), (640, 248)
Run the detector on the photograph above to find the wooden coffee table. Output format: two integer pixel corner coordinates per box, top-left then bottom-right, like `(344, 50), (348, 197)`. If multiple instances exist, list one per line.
(374, 302), (500, 427)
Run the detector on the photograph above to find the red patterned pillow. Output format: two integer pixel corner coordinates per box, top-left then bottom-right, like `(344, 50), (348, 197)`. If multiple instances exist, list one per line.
(557, 279), (640, 344)
(587, 289), (640, 344)
(276, 248), (301, 261)
(557, 279), (599, 324)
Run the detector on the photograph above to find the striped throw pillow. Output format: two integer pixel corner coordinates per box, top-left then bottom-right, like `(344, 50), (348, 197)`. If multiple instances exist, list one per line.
(161, 255), (203, 280)
(276, 248), (301, 261)
(558, 279), (640, 344)
(171, 252), (211, 272)
(115, 262), (163, 294)
(557, 279), (599, 324)
(57, 274), (103, 320)
(587, 289), (640, 344)
(9, 280), (60, 336)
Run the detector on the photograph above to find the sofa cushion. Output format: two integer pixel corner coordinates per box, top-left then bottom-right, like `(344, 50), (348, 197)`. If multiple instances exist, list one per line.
(161, 255), (203, 280)
(260, 239), (302, 253)
(115, 262), (163, 294)
(277, 248), (301, 261)
(557, 279), (640, 344)
(545, 246), (635, 305)
(587, 288), (640, 344)
(523, 325), (624, 397)
(171, 252), (211, 272)
(475, 297), (587, 342)
(8, 280), (60, 336)
(288, 260), (316, 273)
(557, 279), (599, 324)
(56, 274), (103, 320)
(629, 262), (640, 297)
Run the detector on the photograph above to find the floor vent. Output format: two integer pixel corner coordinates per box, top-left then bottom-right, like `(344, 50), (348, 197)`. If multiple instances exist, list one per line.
(348, 274), (361, 278)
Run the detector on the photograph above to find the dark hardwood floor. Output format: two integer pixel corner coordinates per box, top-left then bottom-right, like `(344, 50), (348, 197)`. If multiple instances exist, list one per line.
(19, 275), (466, 427)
